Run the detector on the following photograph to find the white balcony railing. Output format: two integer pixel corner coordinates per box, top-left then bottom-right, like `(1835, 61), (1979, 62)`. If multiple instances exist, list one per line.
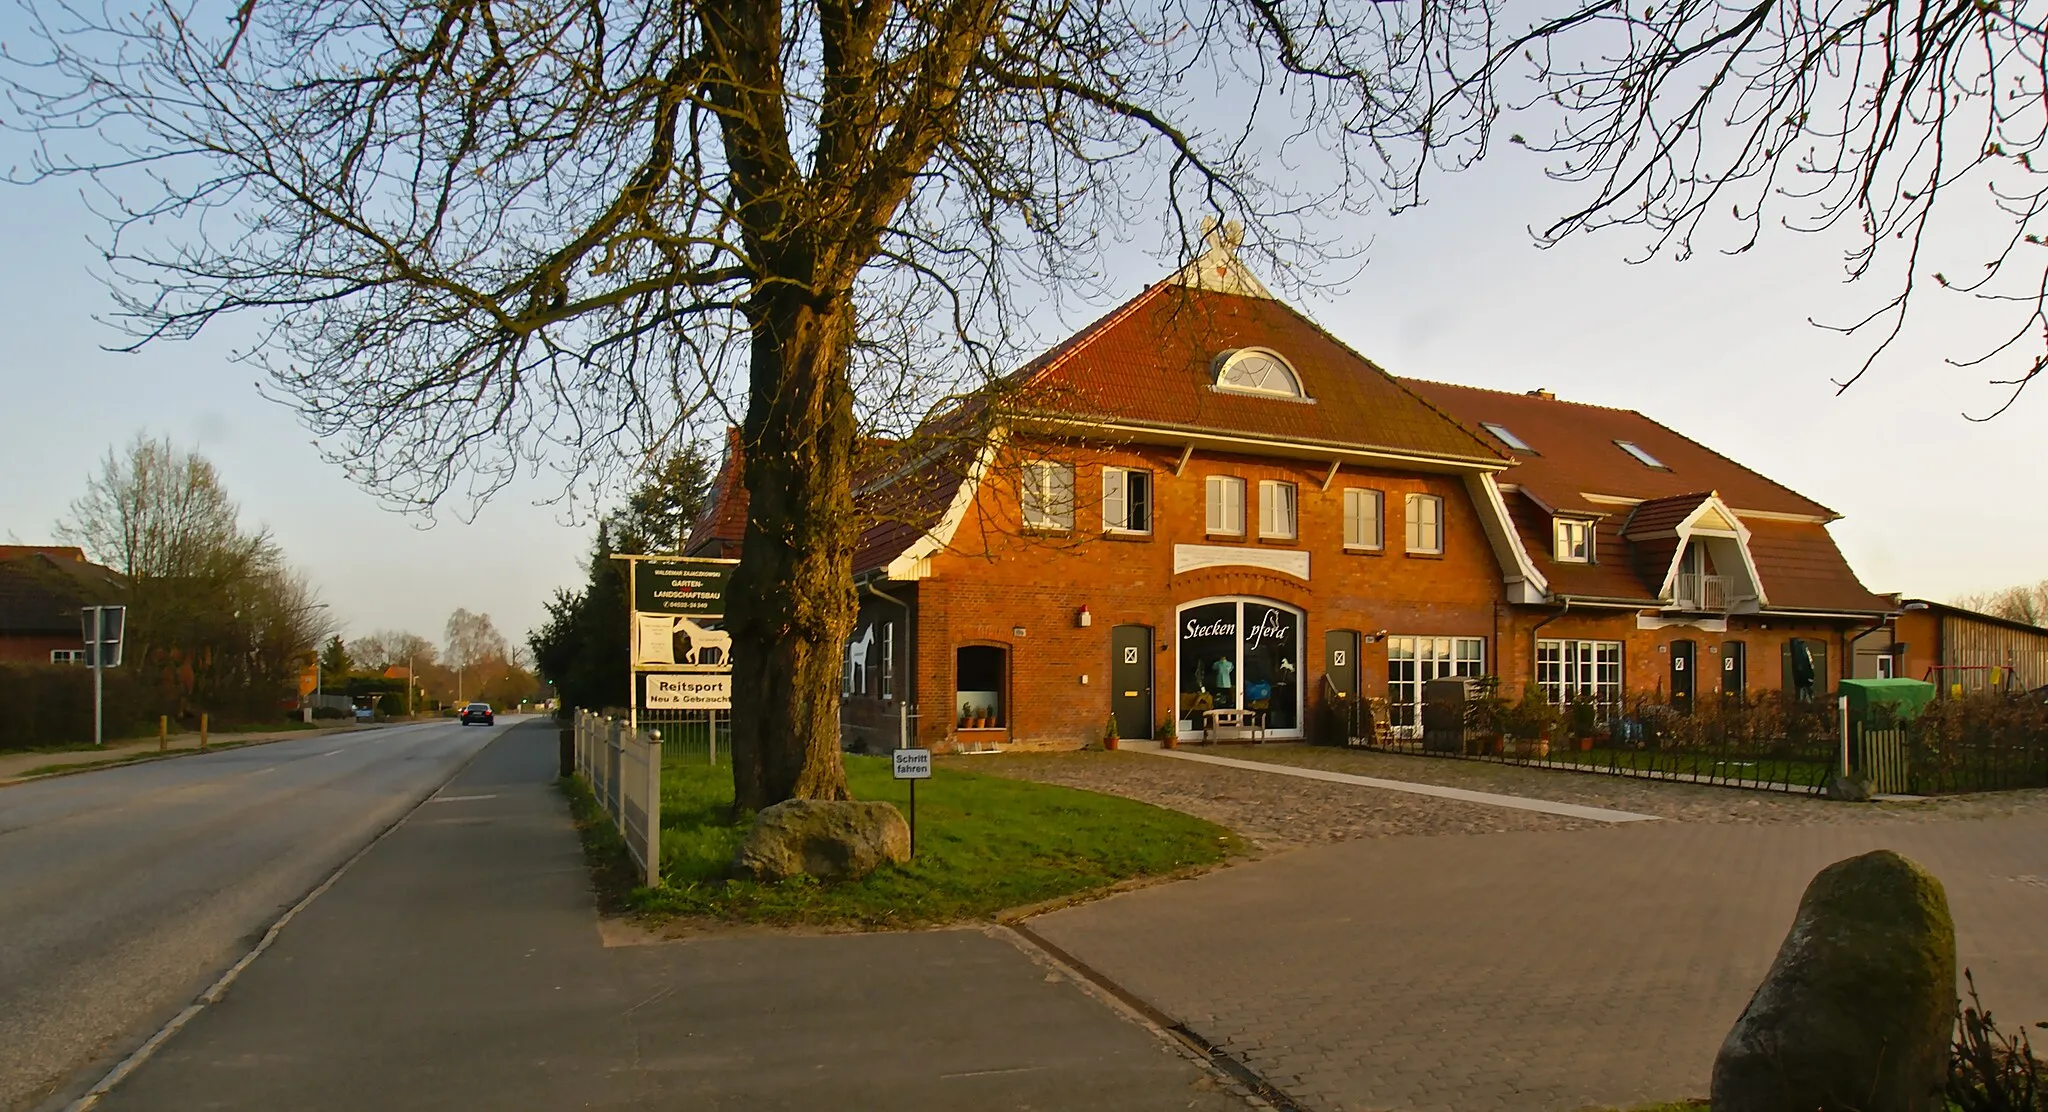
(1670, 572), (1738, 612)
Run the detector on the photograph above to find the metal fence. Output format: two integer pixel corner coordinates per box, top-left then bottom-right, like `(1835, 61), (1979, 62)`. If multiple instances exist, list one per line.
(633, 707), (732, 767)
(1328, 684), (2048, 797)
(574, 709), (662, 886)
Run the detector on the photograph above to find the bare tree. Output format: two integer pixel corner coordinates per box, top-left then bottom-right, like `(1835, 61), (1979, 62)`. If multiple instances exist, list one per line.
(11, 0), (1714, 807)
(59, 436), (331, 717)
(348, 630), (441, 673)
(1955, 581), (2048, 626)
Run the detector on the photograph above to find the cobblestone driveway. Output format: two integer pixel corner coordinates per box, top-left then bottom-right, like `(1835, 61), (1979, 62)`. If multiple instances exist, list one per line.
(978, 746), (2048, 1111)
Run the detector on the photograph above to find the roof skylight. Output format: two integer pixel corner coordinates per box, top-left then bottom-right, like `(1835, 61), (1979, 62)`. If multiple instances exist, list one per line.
(1615, 440), (1668, 469)
(1481, 422), (1533, 451)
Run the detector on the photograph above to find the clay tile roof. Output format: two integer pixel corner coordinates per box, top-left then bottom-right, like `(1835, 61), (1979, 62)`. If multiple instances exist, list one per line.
(1620, 492), (1716, 538)
(1009, 283), (1507, 465)
(1742, 519), (1893, 613)
(0, 549), (125, 635)
(1400, 379), (1834, 518)
(684, 428), (749, 559)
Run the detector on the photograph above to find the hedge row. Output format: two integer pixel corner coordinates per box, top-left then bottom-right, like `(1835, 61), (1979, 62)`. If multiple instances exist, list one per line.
(0, 664), (292, 750)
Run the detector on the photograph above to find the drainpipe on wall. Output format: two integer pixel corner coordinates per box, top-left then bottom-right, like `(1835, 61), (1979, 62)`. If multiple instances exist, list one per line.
(867, 578), (914, 748)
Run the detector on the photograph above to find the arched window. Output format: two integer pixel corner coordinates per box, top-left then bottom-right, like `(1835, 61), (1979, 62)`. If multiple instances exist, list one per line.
(1212, 348), (1308, 400)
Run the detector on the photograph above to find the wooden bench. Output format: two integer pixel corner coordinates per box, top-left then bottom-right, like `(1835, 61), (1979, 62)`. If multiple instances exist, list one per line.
(1202, 708), (1266, 743)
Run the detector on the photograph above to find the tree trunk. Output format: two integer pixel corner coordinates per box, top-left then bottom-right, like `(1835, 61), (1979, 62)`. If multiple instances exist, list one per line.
(727, 289), (857, 813)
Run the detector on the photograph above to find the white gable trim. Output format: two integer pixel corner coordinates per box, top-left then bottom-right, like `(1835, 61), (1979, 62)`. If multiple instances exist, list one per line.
(1466, 472), (1549, 603)
(883, 428), (1008, 581)
(1653, 493), (1770, 609)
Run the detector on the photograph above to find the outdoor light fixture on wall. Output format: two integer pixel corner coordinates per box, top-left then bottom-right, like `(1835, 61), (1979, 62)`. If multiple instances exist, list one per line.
(1012, 626), (1027, 637)
(1077, 605), (1092, 628)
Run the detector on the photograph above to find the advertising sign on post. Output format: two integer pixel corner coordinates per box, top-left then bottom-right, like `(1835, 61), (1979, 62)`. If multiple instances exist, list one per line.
(644, 672), (733, 711)
(633, 559), (734, 619)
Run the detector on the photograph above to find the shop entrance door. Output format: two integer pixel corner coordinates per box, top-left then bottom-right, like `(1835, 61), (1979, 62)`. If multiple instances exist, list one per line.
(1110, 625), (1153, 742)
(1670, 639), (1696, 714)
(1325, 630), (1361, 699)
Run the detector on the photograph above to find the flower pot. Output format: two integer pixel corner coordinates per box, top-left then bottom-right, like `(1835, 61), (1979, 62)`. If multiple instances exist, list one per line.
(1577, 736), (1594, 752)
(1162, 734), (1179, 750)
(1104, 736), (1119, 751)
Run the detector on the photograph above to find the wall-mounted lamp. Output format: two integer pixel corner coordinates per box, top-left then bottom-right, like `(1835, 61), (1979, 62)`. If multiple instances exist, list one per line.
(1012, 626), (1027, 638)
(1077, 604), (1092, 628)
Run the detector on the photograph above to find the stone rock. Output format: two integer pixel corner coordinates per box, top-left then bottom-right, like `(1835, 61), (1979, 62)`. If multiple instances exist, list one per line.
(1711, 849), (1957, 1112)
(1827, 773), (1876, 802)
(731, 799), (911, 883)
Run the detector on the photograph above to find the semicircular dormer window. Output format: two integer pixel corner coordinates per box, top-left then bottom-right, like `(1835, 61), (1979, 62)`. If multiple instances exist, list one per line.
(1212, 348), (1308, 400)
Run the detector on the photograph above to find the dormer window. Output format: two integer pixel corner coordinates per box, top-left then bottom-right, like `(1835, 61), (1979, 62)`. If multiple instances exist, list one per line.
(1555, 518), (1593, 563)
(1212, 348), (1309, 400)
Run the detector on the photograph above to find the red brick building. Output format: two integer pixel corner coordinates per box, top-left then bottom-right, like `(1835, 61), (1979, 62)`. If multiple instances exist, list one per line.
(694, 238), (1895, 752)
(0, 546), (125, 664)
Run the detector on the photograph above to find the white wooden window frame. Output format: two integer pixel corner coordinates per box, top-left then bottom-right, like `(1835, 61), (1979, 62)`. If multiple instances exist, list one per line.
(1554, 519), (1593, 563)
(1205, 475), (1246, 535)
(1021, 460), (1075, 530)
(1404, 493), (1444, 555)
(1102, 467), (1153, 534)
(1343, 488), (1384, 550)
(1258, 480), (1298, 539)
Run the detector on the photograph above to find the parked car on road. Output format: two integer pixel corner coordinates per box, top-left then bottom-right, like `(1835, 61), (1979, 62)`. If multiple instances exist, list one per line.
(459, 703), (495, 726)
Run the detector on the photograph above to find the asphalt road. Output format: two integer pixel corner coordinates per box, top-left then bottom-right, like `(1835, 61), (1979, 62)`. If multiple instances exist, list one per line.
(0, 717), (514, 1112)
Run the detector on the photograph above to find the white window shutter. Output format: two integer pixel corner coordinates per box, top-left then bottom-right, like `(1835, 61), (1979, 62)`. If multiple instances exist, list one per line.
(1103, 468), (1127, 530)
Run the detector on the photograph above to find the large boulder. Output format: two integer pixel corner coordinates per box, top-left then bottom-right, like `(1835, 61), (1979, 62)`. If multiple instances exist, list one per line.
(731, 799), (911, 883)
(1711, 849), (1957, 1112)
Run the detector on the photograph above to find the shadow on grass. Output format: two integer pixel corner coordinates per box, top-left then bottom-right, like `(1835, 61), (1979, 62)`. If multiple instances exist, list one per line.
(562, 754), (1242, 930)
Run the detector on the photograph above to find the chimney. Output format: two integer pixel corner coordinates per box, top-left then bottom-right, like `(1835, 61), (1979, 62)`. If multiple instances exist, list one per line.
(1527, 388), (1556, 401)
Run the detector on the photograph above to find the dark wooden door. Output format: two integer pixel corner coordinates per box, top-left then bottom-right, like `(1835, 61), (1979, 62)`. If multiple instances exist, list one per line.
(1110, 625), (1154, 742)
(1721, 640), (1747, 703)
(1324, 630), (1360, 700)
(1670, 639), (1696, 714)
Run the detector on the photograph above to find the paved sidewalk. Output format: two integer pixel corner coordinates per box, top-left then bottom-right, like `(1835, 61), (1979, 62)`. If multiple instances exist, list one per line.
(91, 723), (1245, 1112)
(1033, 809), (2048, 1112)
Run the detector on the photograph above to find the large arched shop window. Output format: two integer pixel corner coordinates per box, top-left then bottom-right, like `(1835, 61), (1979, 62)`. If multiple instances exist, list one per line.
(1176, 598), (1303, 735)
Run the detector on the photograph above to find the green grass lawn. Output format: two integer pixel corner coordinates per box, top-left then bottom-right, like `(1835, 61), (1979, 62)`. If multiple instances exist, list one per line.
(565, 753), (1241, 929)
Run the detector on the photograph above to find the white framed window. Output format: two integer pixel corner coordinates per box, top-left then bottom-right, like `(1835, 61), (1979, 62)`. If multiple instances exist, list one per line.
(51, 649), (86, 664)
(1102, 467), (1153, 534)
(1021, 460), (1075, 530)
(879, 623), (895, 699)
(1212, 348), (1308, 399)
(1554, 519), (1593, 563)
(1386, 636), (1486, 734)
(1614, 440), (1667, 469)
(1343, 488), (1384, 550)
(1537, 639), (1624, 716)
(1258, 481), (1298, 539)
(1404, 493), (1444, 554)
(1205, 475), (1246, 535)
(1480, 422), (1533, 451)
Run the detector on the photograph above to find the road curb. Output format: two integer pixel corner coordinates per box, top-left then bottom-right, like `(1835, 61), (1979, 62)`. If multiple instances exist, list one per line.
(59, 722), (518, 1111)
(992, 920), (1302, 1112)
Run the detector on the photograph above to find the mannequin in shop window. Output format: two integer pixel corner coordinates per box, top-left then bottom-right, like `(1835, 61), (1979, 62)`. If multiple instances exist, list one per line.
(1211, 656), (1235, 703)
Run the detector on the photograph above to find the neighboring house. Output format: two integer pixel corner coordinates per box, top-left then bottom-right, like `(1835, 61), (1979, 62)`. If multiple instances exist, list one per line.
(693, 232), (1898, 752)
(0, 545), (126, 664)
(1862, 599), (2048, 694)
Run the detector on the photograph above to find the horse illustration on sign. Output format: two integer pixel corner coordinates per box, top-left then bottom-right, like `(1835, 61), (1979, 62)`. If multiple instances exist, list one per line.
(676, 617), (732, 667)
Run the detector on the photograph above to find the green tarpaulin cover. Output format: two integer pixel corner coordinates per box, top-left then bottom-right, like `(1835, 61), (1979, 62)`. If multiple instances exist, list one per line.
(1839, 678), (1937, 723)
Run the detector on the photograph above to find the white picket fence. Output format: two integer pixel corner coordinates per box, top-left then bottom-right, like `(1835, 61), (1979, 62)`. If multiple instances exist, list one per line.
(574, 709), (663, 887)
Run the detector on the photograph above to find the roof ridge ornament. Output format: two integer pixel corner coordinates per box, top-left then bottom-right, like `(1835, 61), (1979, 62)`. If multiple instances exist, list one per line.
(1169, 216), (1276, 300)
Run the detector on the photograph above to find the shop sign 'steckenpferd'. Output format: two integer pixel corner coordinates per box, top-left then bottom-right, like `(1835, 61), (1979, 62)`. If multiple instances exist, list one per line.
(632, 557), (736, 619)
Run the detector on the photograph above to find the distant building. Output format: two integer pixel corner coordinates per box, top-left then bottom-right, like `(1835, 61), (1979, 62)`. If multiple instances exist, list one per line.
(0, 546), (126, 664)
(1861, 599), (2048, 695)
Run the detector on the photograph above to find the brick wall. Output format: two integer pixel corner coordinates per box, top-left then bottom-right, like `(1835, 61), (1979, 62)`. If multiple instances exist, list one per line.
(0, 634), (87, 665)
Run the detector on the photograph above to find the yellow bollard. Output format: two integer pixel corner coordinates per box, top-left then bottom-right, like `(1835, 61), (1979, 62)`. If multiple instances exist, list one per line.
(199, 713), (209, 750)
(159, 715), (168, 752)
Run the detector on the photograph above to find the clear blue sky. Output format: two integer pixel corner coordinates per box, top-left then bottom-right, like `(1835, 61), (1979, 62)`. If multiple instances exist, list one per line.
(1, 60), (2038, 650)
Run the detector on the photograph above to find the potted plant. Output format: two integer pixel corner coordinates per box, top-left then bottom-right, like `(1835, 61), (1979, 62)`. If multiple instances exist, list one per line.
(1103, 714), (1120, 751)
(1504, 684), (1557, 759)
(1466, 692), (1507, 756)
(1567, 695), (1600, 751)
